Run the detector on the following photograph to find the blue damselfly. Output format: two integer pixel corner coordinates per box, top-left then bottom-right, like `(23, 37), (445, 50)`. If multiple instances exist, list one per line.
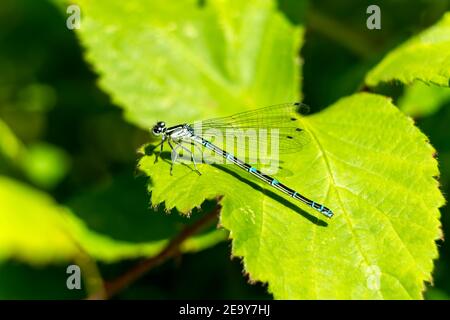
(151, 103), (333, 218)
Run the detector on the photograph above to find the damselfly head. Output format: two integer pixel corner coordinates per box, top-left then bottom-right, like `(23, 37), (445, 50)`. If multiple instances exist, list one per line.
(152, 121), (166, 136)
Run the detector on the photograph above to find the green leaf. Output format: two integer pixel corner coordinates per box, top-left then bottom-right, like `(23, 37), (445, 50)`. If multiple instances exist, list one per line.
(0, 119), (70, 188)
(138, 92), (444, 299)
(0, 118), (25, 165)
(20, 143), (71, 189)
(0, 175), (225, 265)
(66, 173), (227, 261)
(74, 0), (302, 128)
(0, 176), (81, 264)
(366, 12), (450, 87)
(398, 81), (450, 118)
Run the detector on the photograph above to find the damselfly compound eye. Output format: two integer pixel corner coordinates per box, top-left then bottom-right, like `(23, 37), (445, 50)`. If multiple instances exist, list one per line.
(152, 121), (166, 136)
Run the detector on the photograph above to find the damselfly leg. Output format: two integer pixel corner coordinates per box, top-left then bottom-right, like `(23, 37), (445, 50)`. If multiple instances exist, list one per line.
(153, 138), (165, 164)
(168, 139), (202, 176)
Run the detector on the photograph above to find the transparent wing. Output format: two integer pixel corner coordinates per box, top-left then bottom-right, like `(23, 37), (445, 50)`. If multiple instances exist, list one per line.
(190, 102), (310, 154)
(193, 102), (309, 129)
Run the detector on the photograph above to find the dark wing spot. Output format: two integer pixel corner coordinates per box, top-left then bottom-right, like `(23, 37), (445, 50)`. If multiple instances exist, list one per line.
(294, 102), (300, 106)
(290, 117), (297, 121)
(287, 136), (293, 139)
(296, 128), (302, 132)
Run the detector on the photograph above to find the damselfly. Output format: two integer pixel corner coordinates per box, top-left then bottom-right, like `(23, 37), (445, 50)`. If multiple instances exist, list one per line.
(151, 103), (333, 218)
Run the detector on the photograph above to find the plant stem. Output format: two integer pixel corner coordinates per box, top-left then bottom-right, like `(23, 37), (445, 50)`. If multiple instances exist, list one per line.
(88, 198), (223, 300)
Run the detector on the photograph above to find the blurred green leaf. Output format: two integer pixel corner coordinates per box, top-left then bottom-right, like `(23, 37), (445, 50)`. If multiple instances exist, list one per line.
(0, 119), (70, 188)
(398, 82), (450, 118)
(66, 173), (227, 259)
(366, 12), (450, 87)
(74, 0), (302, 128)
(0, 176), (82, 264)
(139, 93), (444, 299)
(0, 175), (225, 265)
(20, 143), (70, 189)
(0, 117), (25, 164)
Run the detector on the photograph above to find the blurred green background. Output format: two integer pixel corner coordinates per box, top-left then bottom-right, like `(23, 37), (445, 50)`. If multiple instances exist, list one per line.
(0, 0), (449, 299)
